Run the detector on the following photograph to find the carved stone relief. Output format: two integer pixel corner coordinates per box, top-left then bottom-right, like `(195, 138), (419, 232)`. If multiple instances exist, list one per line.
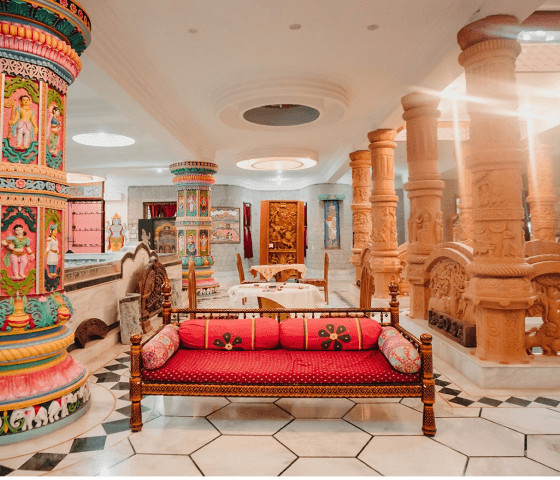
(525, 274), (560, 355)
(268, 202), (298, 253)
(371, 207), (397, 245)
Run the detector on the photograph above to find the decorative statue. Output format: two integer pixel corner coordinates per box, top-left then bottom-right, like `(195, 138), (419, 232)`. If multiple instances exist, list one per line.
(45, 224), (59, 279)
(2, 224), (34, 280)
(7, 94), (37, 149)
(187, 192), (196, 213)
(106, 213), (127, 252)
(199, 231), (208, 255)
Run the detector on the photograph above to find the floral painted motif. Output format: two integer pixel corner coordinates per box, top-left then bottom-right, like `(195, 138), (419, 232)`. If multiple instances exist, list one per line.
(378, 327), (421, 374)
(213, 332), (243, 350)
(318, 324), (351, 350)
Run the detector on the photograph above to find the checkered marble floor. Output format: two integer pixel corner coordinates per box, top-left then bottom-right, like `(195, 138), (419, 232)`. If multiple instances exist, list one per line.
(1, 274), (560, 476)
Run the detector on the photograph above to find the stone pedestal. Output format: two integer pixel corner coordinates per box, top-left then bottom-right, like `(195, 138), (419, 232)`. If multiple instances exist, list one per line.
(119, 293), (142, 346)
(402, 93), (444, 319)
(458, 15), (534, 364)
(349, 150), (372, 284)
(367, 129), (401, 298)
(170, 161), (219, 295)
(527, 140), (557, 242)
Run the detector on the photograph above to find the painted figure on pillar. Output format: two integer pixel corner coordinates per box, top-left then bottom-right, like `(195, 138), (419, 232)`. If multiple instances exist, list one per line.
(186, 231), (197, 256)
(9, 95), (37, 149)
(177, 190), (185, 217)
(106, 214), (127, 252)
(3, 224), (34, 281)
(186, 190), (197, 216)
(44, 209), (62, 292)
(199, 230), (209, 256)
(48, 106), (62, 155)
(177, 230), (185, 256)
(199, 191), (208, 217)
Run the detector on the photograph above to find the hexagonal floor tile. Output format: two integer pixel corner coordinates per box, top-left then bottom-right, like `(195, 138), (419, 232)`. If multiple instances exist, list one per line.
(275, 419), (370, 457)
(433, 418), (524, 457)
(153, 395), (229, 417)
(207, 403), (293, 435)
(129, 416), (219, 455)
(227, 397), (279, 403)
(192, 436), (296, 476)
(481, 407), (560, 434)
(349, 397), (401, 403)
(465, 457), (559, 476)
(281, 458), (380, 476)
(343, 403), (423, 435)
(104, 454), (201, 476)
(276, 398), (355, 418)
(401, 397), (480, 418)
(527, 435), (560, 471)
(359, 436), (467, 476)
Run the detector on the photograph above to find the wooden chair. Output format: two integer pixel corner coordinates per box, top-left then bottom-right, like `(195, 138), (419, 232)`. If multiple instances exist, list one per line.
(237, 253), (261, 284)
(359, 262), (374, 309)
(257, 297), (291, 322)
(187, 262), (197, 313)
(299, 252), (329, 304)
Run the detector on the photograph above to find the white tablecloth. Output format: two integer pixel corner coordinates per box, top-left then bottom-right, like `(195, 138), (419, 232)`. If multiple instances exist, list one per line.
(249, 264), (307, 281)
(228, 282), (323, 309)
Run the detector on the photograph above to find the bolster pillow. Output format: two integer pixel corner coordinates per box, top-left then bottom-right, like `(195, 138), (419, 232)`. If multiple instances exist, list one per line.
(280, 317), (382, 350)
(142, 324), (180, 370)
(179, 318), (279, 350)
(378, 326), (421, 373)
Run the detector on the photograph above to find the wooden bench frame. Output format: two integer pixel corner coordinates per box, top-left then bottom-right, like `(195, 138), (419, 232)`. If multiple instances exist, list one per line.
(129, 280), (436, 436)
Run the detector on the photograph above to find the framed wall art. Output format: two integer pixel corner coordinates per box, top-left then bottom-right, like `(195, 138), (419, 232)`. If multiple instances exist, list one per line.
(210, 207), (240, 244)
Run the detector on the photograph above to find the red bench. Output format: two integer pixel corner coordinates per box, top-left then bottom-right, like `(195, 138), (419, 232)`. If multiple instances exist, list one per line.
(129, 280), (436, 436)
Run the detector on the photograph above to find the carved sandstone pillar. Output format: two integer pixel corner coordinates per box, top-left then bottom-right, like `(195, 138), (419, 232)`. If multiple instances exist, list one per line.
(458, 15), (534, 363)
(401, 93), (444, 319)
(349, 150), (372, 284)
(0, 1), (92, 444)
(367, 129), (401, 298)
(527, 140), (557, 242)
(456, 142), (475, 244)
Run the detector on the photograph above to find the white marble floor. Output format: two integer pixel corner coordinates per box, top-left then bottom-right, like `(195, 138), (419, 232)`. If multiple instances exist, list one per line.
(1, 272), (560, 477)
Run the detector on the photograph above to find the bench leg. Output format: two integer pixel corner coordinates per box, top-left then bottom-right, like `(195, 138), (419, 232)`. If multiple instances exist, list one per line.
(422, 397), (436, 436)
(130, 334), (144, 432)
(420, 332), (436, 436)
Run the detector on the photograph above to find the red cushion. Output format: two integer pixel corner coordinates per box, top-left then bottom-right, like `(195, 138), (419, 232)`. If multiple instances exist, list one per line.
(179, 318), (279, 350)
(280, 317), (382, 351)
(142, 349), (419, 384)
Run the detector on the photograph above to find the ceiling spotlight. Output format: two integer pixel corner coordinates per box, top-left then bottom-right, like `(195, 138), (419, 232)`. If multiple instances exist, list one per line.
(188, 28), (198, 34)
(277, 168), (282, 174)
(157, 168), (163, 174)
(276, 180), (282, 185)
(72, 133), (135, 147)
(367, 24), (379, 31)
(289, 24), (301, 30)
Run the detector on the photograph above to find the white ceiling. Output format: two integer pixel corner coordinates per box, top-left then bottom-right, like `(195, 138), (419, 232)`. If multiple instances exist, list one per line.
(66, 0), (550, 194)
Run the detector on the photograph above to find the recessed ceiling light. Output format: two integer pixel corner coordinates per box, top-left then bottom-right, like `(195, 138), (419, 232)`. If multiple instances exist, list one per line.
(188, 28), (198, 34)
(289, 24), (301, 30)
(157, 168), (163, 173)
(72, 133), (135, 147)
(66, 173), (105, 184)
(367, 24), (379, 31)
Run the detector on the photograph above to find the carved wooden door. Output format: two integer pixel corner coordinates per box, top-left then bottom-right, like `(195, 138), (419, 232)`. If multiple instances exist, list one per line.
(260, 201), (305, 265)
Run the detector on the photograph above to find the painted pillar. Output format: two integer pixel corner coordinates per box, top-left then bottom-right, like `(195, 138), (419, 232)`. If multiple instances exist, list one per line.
(367, 129), (401, 298)
(170, 161), (220, 295)
(0, 0), (92, 444)
(458, 15), (534, 363)
(456, 142), (475, 244)
(527, 140), (557, 242)
(401, 93), (444, 319)
(349, 150), (372, 284)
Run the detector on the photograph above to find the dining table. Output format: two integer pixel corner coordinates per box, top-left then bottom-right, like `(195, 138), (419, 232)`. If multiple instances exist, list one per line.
(249, 263), (307, 282)
(227, 282), (324, 309)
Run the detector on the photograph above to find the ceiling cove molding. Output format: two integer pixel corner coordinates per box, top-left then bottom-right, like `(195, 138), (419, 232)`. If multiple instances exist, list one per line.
(235, 147), (318, 168)
(214, 75), (349, 131)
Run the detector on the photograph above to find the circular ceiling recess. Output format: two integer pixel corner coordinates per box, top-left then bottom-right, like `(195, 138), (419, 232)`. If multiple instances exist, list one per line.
(236, 147), (318, 171)
(242, 104), (320, 126)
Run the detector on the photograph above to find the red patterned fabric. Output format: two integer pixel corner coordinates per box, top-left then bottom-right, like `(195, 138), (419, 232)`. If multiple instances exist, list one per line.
(142, 349), (419, 384)
(142, 325), (180, 370)
(280, 318), (382, 351)
(179, 318), (279, 351)
(378, 327), (421, 374)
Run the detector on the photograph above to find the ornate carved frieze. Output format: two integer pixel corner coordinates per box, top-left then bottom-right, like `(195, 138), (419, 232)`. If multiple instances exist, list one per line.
(428, 310), (477, 347)
(525, 274), (560, 356)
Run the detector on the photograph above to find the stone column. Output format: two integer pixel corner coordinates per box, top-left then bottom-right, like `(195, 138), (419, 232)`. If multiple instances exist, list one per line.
(349, 150), (372, 284)
(367, 129), (401, 298)
(0, 1), (92, 444)
(527, 139), (557, 242)
(458, 15), (534, 364)
(401, 93), (445, 319)
(456, 142), (475, 244)
(170, 161), (220, 295)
